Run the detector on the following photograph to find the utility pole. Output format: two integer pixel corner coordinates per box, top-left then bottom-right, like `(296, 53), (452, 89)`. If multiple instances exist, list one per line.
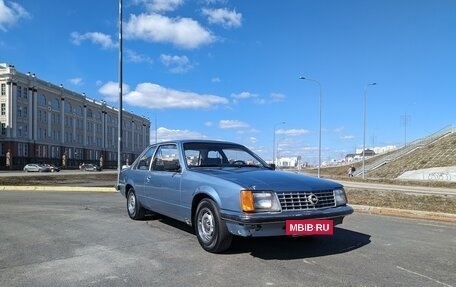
(401, 112), (410, 147)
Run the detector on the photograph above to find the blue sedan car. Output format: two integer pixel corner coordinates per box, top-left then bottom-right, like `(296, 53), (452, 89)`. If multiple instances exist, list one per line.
(117, 140), (353, 253)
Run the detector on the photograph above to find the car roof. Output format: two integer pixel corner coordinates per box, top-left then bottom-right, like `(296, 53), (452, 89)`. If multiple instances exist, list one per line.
(151, 139), (243, 146)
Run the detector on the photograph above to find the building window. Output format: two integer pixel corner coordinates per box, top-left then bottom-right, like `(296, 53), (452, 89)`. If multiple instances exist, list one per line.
(38, 94), (46, 106)
(18, 143), (28, 157)
(52, 98), (59, 109)
(1, 103), (5, 115)
(65, 102), (72, 113)
(23, 87), (28, 98)
(17, 86), (21, 97)
(1, 83), (5, 96)
(1, 123), (5, 135)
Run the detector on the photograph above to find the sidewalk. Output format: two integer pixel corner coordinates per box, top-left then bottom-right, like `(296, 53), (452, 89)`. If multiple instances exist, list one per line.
(351, 204), (456, 223)
(0, 185), (116, 192)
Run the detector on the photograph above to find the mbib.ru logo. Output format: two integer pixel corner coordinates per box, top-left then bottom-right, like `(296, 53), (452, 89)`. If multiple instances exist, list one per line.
(285, 220), (334, 235)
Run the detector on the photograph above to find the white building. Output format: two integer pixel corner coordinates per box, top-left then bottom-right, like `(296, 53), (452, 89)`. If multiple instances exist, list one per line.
(0, 63), (150, 169)
(277, 156), (301, 168)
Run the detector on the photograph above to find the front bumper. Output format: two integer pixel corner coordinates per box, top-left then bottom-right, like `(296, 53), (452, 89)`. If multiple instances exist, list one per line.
(220, 205), (353, 237)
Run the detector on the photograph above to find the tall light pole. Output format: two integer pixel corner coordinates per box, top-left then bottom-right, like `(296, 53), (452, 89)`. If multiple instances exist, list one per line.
(118, 0), (123, 180)
(299, 76), (322, 178)
(273, 122), (285, 166)
(362, 82), (377, 179)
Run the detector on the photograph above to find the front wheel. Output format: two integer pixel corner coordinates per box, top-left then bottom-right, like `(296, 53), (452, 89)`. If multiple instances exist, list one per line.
(127, 188), (146, 220)
(195, 198), (232, 253)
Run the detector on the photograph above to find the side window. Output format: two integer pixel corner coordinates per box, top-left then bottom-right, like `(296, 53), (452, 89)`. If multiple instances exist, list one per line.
(152, 144), (180, 172)
(202, 150), (223, 166)
(136, 146), (156, 170)
(184, 149), (201, 166)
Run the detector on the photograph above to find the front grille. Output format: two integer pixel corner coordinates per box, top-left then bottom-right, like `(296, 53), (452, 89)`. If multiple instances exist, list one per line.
(276, 190), (336, 211)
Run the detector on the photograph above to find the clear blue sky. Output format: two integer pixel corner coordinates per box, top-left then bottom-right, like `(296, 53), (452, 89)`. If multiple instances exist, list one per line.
(1, 0), (455, 163)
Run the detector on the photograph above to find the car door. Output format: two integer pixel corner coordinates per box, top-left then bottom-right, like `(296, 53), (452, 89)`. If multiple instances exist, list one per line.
(129, 145), (157, 209)
(145, 144), (182, 219)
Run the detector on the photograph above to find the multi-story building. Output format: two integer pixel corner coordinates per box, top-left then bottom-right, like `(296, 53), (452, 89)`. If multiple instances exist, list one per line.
(0, 63), (150, 170)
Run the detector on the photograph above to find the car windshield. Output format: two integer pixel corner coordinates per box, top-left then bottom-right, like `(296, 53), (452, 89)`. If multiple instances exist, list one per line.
(183, 142), (268, 168)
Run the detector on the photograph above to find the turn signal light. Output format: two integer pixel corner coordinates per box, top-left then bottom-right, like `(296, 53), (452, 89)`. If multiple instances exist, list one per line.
(240, 190), (254, 212)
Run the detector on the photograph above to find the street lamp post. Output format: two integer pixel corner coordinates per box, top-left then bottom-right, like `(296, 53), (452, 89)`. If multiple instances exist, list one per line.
(118, 0), (123, 180)
(273, 122), (285, 166)
(362, 83), (377, 179)
(299, 76), (322, 178)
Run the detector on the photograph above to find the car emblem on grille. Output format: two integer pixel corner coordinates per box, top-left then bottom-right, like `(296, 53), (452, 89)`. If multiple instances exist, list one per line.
(307, 194), (319, 205)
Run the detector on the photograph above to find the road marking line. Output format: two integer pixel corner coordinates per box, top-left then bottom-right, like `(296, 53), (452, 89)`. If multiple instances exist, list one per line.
(396, 266), (453, 287)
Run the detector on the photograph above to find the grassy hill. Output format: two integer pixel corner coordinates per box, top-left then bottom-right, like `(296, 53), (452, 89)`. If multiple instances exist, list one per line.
(368, 131), (456, 178)
(306, 131), (456, 188)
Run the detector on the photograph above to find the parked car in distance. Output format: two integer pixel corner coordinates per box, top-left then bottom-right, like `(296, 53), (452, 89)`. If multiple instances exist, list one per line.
(79, 163), (101, 171)
(45, 164), (61, 172)
(117, 140), (354, 253)
(23, 163), (51, 172)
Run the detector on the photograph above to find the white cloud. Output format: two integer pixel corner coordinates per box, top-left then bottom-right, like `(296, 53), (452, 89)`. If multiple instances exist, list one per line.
(125, 49), (154, 64)
(0, 0), (30, 31)
(340, 135), (355, 140)
(204, 121), (213, 127)
(270, 93), (286, 102)
(231, 91), (257, 100)
(155, 127), (205, 142)
(99, 81), (228, 109)
(139, 0), (184, 12)
(276, 129), (310, 136)
(202, 8), (242, 28)
(160, 54), (192, 73)
(230, 91), (268, 105)
(219, 120), (249, 129)
(124, 13), (215, 49)
(211, 77), (221, 83)
(69, 77), (83, 86)
(98, 81), (131, 102)
(70, 32), (117, 49)
(200, 0), (228, 4)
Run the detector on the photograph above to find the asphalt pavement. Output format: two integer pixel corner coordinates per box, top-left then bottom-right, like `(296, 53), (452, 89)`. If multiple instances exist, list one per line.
(1, 191), (455, 287)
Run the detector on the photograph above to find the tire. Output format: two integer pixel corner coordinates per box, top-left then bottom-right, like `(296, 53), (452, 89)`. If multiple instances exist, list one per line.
(127, 188), (146, 220)
(194, 198), (232, 253)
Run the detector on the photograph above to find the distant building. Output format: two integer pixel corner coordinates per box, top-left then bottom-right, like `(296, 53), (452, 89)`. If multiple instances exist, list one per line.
(0, 63), (150, 169)
(277, 156), (301, 168)
(361, 149), (376, 157)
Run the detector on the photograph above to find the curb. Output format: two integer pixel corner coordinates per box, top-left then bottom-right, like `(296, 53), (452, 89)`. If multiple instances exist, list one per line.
(352, 204), (456, 223)
(0, 185), (116, 193)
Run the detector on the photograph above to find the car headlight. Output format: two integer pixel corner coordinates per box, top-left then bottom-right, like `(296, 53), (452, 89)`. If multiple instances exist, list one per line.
(240, 190), (281, 213)
(334, 189), (347, 206)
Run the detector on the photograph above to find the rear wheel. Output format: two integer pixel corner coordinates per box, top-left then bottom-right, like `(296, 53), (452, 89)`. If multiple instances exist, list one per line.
(195, 198), (232, 253)
(127, 188), (146, 220)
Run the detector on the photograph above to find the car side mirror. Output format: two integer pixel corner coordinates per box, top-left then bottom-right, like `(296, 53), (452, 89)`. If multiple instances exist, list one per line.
(269, 164), (276, 170)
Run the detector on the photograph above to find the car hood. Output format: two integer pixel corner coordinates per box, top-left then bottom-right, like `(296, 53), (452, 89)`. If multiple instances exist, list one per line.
(191, 168), (342, 192)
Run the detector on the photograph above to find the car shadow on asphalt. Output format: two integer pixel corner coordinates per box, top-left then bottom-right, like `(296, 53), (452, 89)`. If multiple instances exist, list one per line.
(146, 215), (371, 259)
(227, 228), (371, 259)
